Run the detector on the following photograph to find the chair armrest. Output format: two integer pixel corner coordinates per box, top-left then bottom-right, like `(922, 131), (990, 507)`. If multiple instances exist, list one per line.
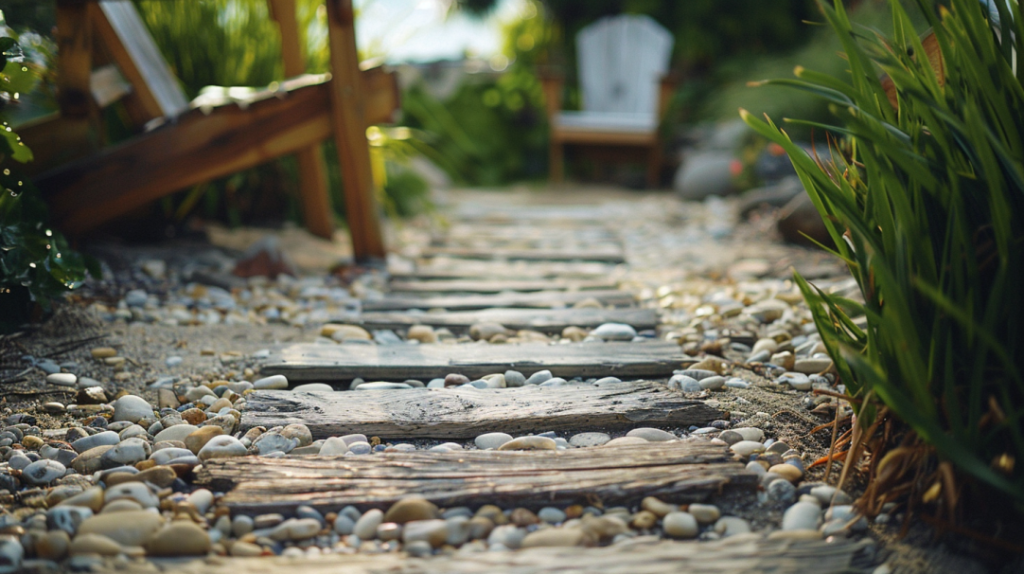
(538, 68), (564, 121)
(658, 71), (681, 121)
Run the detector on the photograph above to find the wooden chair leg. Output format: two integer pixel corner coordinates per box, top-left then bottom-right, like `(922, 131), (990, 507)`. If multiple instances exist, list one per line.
(550, 138), (564, 184)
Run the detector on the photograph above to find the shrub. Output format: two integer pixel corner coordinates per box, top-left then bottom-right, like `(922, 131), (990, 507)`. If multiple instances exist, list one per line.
(742, 0), (1024, 513)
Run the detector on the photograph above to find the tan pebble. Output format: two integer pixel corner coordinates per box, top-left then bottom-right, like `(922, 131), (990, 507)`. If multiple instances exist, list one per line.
(77, 510), (164, 546)
(36, 530), (70, 561)
(146, 521), (212, 556)
(474, 505), (507, 526)
(102, 499), (144, 514)
(57, 487), (105, 512)
(521, 527), (590, 548)
(630, 510), (658, 529)
(690, 357), (728, 374)
(406, 325), (437, 344)
(69, 533), (123, 556)
(200, 349), (216, 356)
(91, 347), (118, 359)
(579, 515), (628, 541)
(510, 508), (539, 526)
(180, 408), (207, 425)
(601, 436), (648, 447)
(565, 505), (584, 519)
(21, 435), (44, 449)
(322, 324), (371, 340)
(641, 496), (678, 517)
(104, 356), (126, 366)
(229, 541), (263, 557)
(208, 398), (232, 413)
(185, 426), (226, 454)
(114, 372), (132, 381)
(384, 496), (438, 524)
(769, 463), (804, 482)
(135, 459), (156, 471)
(561, 326), (588, 342)
(497, 436), (557, 451)
(467, 516), (494, 539)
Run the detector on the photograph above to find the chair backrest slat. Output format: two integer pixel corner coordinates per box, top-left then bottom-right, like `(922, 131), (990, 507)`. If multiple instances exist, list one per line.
(576, 15), (673, 116)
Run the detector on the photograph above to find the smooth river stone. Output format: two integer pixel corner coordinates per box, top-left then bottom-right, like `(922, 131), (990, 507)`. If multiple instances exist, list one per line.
(292, 383), (335, 392)
(590, 322), (637, 341)
(730, 441), (766, 457)
(732, 427), (765, 443)
(497, 436), (557, 451)
(198, 435), (247, 461)
(46, 373), (77, 387)
(794, 358), (833, 374)
(145, 521), (211, 556)
(77, 510), (164, 546)
(112, 395), (154, 423)
(626, 428), (676, 442)
(782, 502), (822, 531)
(21, 460), (66, 486)
(474, 432), (513, 450)
(71, 431), (120, 454)
(253, 375), (289, 390)
(663, 512), (699, 539)
(568, 432), (611, 448)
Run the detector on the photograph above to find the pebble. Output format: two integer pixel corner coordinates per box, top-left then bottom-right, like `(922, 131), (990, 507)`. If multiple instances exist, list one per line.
(230, 541), (263, 557)
(355, 382), (413, 390)
(487, 524), (526, 549)
(292, 383), (334, 392)
(406, 325), (437, 344)
(663, 512), (698, 538)
(474, 432), (513, 450)
(188, 489), (214, 514)
(591, 323), (637, 341)
(46, 373), (77, 387)
(77, 510), (164, 546)
(698, 376), (726, 390)
(714, 516), (752, 537)
(69, 533), (123, 557)
(253, 375), (289, 390)
(385, 497), (439, 523)
(538, 507), (567, 524)
(568, 432), (611, 448)
(794, 358), (833, 374)
(778, 372), (812, 391)
(153, 421), (197, 444)
(626, 428), (676, 442)
(112, 395), (154, 423)
(36, 530), (70, 561)
(105, 482), (159, 509)
(504, 370), (526, 387)
(333, 515), (355, 535)
(402, 519), (449, 547)
(730, 440), (766, 456)
(782, 502), (822, 531)
(319, 436), (351, 456)
(524, 370), (553, 385)
(232, 515), (255, 537)
(602, 436), (648, 447)
(732, 427), (765, 442)
(21, 460), (65, 486)
(668, 375), (702, 392)
(767, 479), (797, 504)
(322, 324), (371, 340)
(90, 348), (117, 359)
(497, 436), (557, 451)
(47, 506), (93, 536)
(354, 509), (384, 539)
(769, 463), (804, 482)
(641, 497), (677, 517)
(521, 528), (585, 548)
(269, 518), (322, 541)
(146, 522), (212, 556)
(687, 504), (720, 524)
(197, 435), (247, 460)
(809, 485), (853, 506)
(593, 376), (622, 385)
(469, 322), (507, 341)
(100, 438), (150, 468)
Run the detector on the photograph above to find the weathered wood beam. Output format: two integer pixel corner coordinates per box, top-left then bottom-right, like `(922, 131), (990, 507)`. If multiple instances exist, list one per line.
(240, 383), (720, 439)
(269, 0), (333, 239)
(55, 0), (93, 120)
(198, 441), (752, 514)
(360, 289), (636, 312)
(387, 278), (618, 294)
(326, 0), (386, 261)
(419, 246), (626, 263)
(348, 307), (660, 334)
(35, 70), (398, 235)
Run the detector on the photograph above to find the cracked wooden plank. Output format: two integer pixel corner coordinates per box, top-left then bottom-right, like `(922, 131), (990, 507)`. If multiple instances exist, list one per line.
(198, 441), (752, 514)
(419, 246), (626, 264)
(360, 289), (635, 312)
(239, 382), (719, 439)
(259, 341), (686, 382)
(350, 307), (660, 334)
(387, 278), (618, 295)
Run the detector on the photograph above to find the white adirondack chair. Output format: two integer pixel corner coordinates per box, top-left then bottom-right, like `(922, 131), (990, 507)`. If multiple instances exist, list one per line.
(542, 15), (675, 187)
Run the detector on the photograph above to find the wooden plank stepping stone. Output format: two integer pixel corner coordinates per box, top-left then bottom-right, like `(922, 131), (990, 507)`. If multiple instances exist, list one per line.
(351, 307), (659, 333)
(260, 342), (686, 382)
(126, 536), (873, 574)
(240, 383), (719, 439)
(390, 265), (620, 281)
(419, 246), (626, 264)
(197, 441), (752, 514)
(388, 278), (617, 294)
(361, 289), (635, 312)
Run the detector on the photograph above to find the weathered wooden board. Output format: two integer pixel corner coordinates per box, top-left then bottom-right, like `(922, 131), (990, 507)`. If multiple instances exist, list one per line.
(388, 278), (617, 294)
(390, 265), (621, 281)
(260, 342), (686, 382)
(419, 246), (626, 264)
(199, 441), (751, 513)
(124, 536), (874, 574)
(351, 307), (659, 333)
(240, 383), (718, 439)
(361, 289), (635, 312)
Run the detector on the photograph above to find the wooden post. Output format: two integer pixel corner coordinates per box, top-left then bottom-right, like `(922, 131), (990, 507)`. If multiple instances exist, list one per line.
(325, 0), (386, 261)
(55, 0), (92, 119)
(268, 0), (334, 240)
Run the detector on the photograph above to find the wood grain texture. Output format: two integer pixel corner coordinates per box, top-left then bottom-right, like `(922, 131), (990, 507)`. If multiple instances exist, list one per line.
(117, 535), (873, 574)
(37, 70), (397, 234)
(198, 441), (750, 513)
(361, 289), (636, 312)
(350, 307), (660, 333)
(240, 382), (719, 439)
(387, 279), (617, 294)
(259, 341), (686, 382)
(420, 246), (626, 263)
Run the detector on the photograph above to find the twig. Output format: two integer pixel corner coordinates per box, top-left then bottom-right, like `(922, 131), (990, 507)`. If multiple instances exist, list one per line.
(3, 390), (76, 398)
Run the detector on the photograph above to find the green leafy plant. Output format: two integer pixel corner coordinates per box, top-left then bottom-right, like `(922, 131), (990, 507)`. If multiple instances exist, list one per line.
(1, 29), (97, 328)
(742, 0), (1024, 513)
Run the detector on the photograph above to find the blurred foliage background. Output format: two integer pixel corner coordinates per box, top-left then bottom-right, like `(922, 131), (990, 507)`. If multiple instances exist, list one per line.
(0, 0), (916, 233)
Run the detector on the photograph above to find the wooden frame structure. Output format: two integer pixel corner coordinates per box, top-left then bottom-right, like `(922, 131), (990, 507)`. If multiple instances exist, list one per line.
(25, 0), (394, 261)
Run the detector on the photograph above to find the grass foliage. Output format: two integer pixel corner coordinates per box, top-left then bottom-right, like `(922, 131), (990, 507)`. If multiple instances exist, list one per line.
(742, 0), (1024, 507)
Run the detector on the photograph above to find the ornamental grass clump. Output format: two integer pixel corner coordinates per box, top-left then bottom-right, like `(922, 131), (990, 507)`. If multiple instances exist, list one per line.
(741, 0), (1024, 519)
